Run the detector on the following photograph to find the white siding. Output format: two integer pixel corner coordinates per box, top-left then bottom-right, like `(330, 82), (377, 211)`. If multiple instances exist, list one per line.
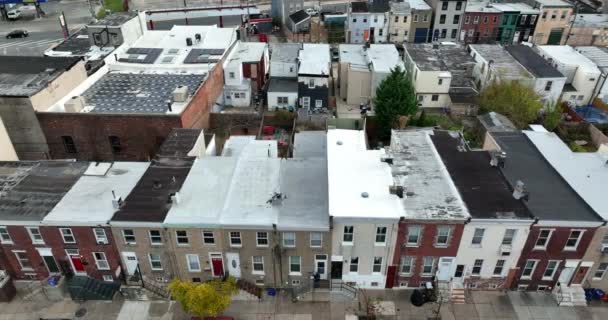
(268, 91), (298, 110)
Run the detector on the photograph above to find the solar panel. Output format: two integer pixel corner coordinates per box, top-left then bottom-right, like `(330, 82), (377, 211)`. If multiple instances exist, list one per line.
(183, 49), (225, 64)
(118, 48), (163, 64)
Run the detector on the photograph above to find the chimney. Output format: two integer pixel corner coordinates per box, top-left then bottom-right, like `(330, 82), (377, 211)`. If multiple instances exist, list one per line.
(112, 196), (123, 209)
(512, 180), (529, 201)
(389, 185), (404, 198)
(170, 192), (180, 205)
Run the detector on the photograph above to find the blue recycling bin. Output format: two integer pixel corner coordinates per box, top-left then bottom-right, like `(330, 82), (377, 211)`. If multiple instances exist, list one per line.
(266, 288), (276, 296)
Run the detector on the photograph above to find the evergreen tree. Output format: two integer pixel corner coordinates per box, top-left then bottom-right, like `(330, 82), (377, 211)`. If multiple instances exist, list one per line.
(373, 66), (418, 140)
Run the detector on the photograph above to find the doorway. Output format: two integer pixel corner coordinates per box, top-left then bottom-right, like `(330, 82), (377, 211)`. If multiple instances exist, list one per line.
(571, 266), (590, 286)
(37, 248), (59, 274)
(437, 257), (455, 281)
(454, 265), (465, 278)
(121, 252), (138, 276)
(210, 253), (224, 277)
(315, 255), (328, 280)
(331, 261), (343, 279)
(66, 249), (86, 275)
(225, 253), (241, 278)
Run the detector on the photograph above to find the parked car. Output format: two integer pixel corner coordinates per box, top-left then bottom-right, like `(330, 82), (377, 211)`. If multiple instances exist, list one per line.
(7, 5), (36, 20)
(5, 30), (29, 39)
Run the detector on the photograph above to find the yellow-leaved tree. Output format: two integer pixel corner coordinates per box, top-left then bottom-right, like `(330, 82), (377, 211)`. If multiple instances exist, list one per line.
(169, 277), (238, 318)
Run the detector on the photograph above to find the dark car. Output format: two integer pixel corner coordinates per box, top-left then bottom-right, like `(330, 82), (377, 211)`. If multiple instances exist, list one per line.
(6, 30), (28, 39)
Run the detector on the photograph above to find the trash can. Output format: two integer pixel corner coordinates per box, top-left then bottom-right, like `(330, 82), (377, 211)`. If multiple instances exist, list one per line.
(266, 288), (276, 296)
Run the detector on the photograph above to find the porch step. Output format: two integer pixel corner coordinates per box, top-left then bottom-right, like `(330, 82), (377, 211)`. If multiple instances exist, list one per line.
(451, 288), (466, 304)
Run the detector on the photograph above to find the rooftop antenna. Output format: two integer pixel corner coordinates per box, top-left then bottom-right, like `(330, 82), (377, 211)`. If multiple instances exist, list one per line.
(111, 190), (116, 200)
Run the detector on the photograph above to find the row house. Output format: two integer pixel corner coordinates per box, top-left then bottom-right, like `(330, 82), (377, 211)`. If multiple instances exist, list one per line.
(298, 44), (331, 111)
(347, 1), (390, 44)
(490, 3), (519, 45)
(462, 2), (539, 45)
(524, 128), (608, 295)
(326, 129), (402, 288)
(537, 45), (601, 106)
(337, 44), (404, 116)
(267, 43), (301, 111)
(163, 134), (330, 287)
(404, 43), (478, 114)
(432, 131), (533, 292)
(462, 2), (501, 44)
(222, 41), (269, 108)
(528, 0), (573, 45)
(387, 130), (469, 290)
(576, 46), (608, 103)
(427, 0), (467, 42)
(508, 3), (540, 44)
(387, 0), (434, 44)
(468, 44), (534, 91)
(566, 14), (608, 47)
(485, 128), (604, 305)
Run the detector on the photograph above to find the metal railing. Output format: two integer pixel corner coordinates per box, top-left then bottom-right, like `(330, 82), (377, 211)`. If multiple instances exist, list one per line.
(142, 276), (170, 299)
(236, 279), (262, 300)
(330, 279), (356, 298)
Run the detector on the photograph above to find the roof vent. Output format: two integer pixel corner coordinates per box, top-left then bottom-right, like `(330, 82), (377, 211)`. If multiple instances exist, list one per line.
(512, 180), (529, 201)
(389, 185), (404, 198)
(111, 191), (124, 209)
(173, 85), (189, 102)
(169, 192), (180, 205)
(186, 37), (193, 46)
(65, 96), (87, 113)
(490, 151), (506, 168)
(361, 192), (369, 198)
(336, 140), (343, 145)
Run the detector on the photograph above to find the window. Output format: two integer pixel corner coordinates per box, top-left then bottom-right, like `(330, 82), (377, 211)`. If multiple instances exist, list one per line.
(453, 15), (460, 24)
(520, 15), (527, 25)
(450, 29), (457, 39)
(413, 14), (418, 22)
(468, 29), (474, 37)
(375, 227), (387, 244)
(456, 1), (462, 10)
(471, 228), (485, 245)
(289, 256), (301, 274)
(27, 227), (44, 244)
(230, 232), (241, 246)
(493, 16), (498, 23)
(438, 78), (443, 85)
(229, 72), (235, 79)
(374, 16), (378, 23)
(423, 15), (428, 22)
(149, 230), (162, 245)
(422, 257), (434, 275)
(93, 252), (110, 270)
(521, 260), (537, 279)
(89, 228), (107, 245)
(442, 1), (448, 10)
(378, 28), (383, 36)
(404, 16), (407, 23)
(373, 257), (383, 273)
(400, 256), (413, 274)
(474, 16), (479, 24)
(441, 29), (447, 39)
(502, 229), (516, 246)
(277, 96), (288, 104)
(439, 15), (446, 24)
(551, 12), (556, 20)
(308, 79), (315, 88)
(186, 254), (201, 272)
(483, 16), (488, 24)
(431, 94), (439, 102)
(472, 259), (483, 275)
(149, 253), (163, 270)
(363, 18), (367, 23)
(543, 260), (559, 280)
(493, 260), (505, 276)
(252, 232), (268, 247)
(202, 231), (215, 244)
(176, 230), (189, 245)
(123, 229), (136, 244)
(310, 232), (322, 247)
(60, 228), (76, 244)
(343, 226), (354, 243)
(578, 95), (584, 101)
(594, 263), (608, 280)
(407, 225), (421, 246)
(350, 257), (359, 273)
(542, 12), (547, 19)
(560, 11), (567, 20)
(0, 226), (12, 244)
(530, 15), (537, 25)
(353, 18), (357, 23)
(14, 251), (32, 270)
(435, 226), (451, 246)
(418, 95), (423, 102)
(565, 230), (583, 250)
(108, 136), (121, 154)
(465, 16), (470, 24)
(283, 232), (296, 247)
(395, 16), (399, 23)
(103, 275), (114, 282)
(62, 136), (77, 154)
(544, 81), (553, 92)
(252, 256), (264, 274)
(535, 229), (552, 249)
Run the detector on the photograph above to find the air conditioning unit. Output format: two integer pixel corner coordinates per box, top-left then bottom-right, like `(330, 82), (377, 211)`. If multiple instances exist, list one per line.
(64, 96), (86, 113)
(601, 244), (608, 253)
(97, 239), (108, 245)
(172, 85), (189, 102)
(500, 245), (512, 256)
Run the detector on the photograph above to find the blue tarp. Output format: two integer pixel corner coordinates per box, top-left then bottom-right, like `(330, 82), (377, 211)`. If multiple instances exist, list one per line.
(575, 105), (608, 124)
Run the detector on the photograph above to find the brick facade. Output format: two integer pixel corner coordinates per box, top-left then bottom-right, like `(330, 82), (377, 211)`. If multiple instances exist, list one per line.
(391, 220), (465, 287)
(461, 12), (501, 44)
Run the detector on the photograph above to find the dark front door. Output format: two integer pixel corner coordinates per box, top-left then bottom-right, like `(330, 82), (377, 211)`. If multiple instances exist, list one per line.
(385, 266), (396, 289)
(43, 256), (60, 273)
(331, 261), (343, 279)
(548, 28), (564, 45)
(414, 28), (428, 43)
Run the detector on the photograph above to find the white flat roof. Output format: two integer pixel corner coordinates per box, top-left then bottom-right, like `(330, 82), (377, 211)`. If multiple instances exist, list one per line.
(338, 44), (368, 69)
(538, 45), (601, 74)
(42, 162), (149, 225)
(524, 130), (608, 219)
(327, 129), (403, 219)
(407, 0), (431, 10)
(368, 44), (405, 73)
(299, 43), (330, 75)
(226, 41), (267, 68)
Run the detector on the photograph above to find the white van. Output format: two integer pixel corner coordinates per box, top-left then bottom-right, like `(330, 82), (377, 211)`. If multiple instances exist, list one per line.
(7, 5), (36, 20)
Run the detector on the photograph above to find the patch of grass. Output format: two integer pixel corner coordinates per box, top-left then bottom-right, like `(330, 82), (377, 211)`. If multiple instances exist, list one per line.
(96, 7), (107, 19)
(103, 0), (125, 13)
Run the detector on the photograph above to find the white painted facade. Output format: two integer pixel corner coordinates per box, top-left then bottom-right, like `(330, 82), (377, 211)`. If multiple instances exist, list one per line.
(531, 77), (566, 106)
(0, 117), (17, 161)
(270, 61), (298, 78)
(410, 67), (452, 109)
(268, 91), (298, 111)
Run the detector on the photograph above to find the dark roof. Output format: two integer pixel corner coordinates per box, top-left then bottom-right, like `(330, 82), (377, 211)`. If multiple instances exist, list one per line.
(431, 131), (531, 220)
(563, 83), (577, 92)
(51, 29), (92, 56)
(505, 45), (564, 78)
(88, 12), (137, 26)
(289, 10), (310, 24)
(111, 130), (199, 223)
(0, 161), (88, 222)
(268, 77), (298, 92)
(449, 87), (478, 104)
(490, 131), (602, 222)
(351, 1), (369, 12)
(369, 0), (390, 12)
(0, 56), (81, 75)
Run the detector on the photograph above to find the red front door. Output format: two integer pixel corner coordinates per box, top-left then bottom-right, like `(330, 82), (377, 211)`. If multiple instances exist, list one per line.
(211, 258), (224, 277)
(385, 266), (396, 288)
(71, 256), (85, 273)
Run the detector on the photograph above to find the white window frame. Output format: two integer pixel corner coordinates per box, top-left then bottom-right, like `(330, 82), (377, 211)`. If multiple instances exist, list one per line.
(93, 228), (108, 244)
(186, 254), (201, 272)
(372, 257), (383, 274)
(122, 229), (136, 244)
(149, 230), (162, 245)
(175, 231), (189, 246)
(289, 256), (301, 275)
(564, 229), (584, 251)
(256, 232), (269, 247)
(534, 229), (553, 250)
(283, 232), (296, 247)
(493, 259), (505, 276)
(521, 260), (538, 280)
(421, 257), (435, 276)
(375, 226), (387, 245)
(593, 262), (608, 280)
(60, 228), (76, 244)
(93, 252), (110, 270)
(13, 250), (33, 271)
(406, 225), (421, 246)
(472, 259), (483, 275)
(435, 226), (451, 247)
(149, 253), (163, 271)
(0, 226), (12, 244)
(202, 231), (215, 245)
(27, 227), (44, 244)
(542, 260), (560, 280)
(502, 229), (516, 246)
(471, 228), (485, 246)
(252, 256), (264, 274)
(103, 275), (114, 282)
(229, 231), (242, 247)
(400, 256), (414, 275)
(308, 79), (315, 89)
(310, 232), (322, 248)
(343, 226), (354, 245)
(349, 257), (359, 273)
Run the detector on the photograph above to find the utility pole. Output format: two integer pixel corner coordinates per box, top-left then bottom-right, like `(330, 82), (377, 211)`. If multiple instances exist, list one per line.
(88, 0), (96, 19)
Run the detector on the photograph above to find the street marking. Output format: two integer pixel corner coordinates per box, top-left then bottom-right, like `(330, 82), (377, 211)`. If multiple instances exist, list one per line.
(0, 38), (63, 49)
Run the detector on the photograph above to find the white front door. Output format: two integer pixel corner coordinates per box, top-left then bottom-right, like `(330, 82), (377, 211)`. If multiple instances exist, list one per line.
(226, 253), (241, 278)
(315, 254), (328, 280)
(122, 252), (138, 276)
(437, 257), (456, 281)
(302, 97), (310, 110)
(315, 99), (323, 109)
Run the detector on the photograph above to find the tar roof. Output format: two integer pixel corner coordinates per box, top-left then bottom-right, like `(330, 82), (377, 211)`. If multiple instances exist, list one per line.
(88, 12), (138, 26)
(42, 162), (149, 225)
(368, 44), (405, 73)
(327, 129), (403, 219)
(369, 0), (390, 12)
(0, 56), (82, 97)
(489, 131), (601, 222)
(50, 29), (92, 56)
(270, 43), (301, 63)
(470, 45), (533, 80)
(289, 9), (310, 24)
(431, 131), (531, 220)
(0, 161), (88, 223)
(351, 1), (369, 12)
(524, 129), (608, 219)
(268, 77), (298, 93)
(389, 130), (469, 220)
(390, 1), (411, 14)
(478, 112), (517, 132)
(299, 43), (330, 75)
(506, 45), (564, 78)
(406, 43), (475, 72)
(293, 131), (326, 158)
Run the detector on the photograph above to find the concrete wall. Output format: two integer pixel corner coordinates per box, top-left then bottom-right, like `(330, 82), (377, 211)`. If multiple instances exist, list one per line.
(532, 7), (573, 45)
(345, 67), (371, 105)
(29, 61), (88, 112)
(0, 116), (18, 161)
(582, 226), (608, 290)
(0, 97), (49, 160)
